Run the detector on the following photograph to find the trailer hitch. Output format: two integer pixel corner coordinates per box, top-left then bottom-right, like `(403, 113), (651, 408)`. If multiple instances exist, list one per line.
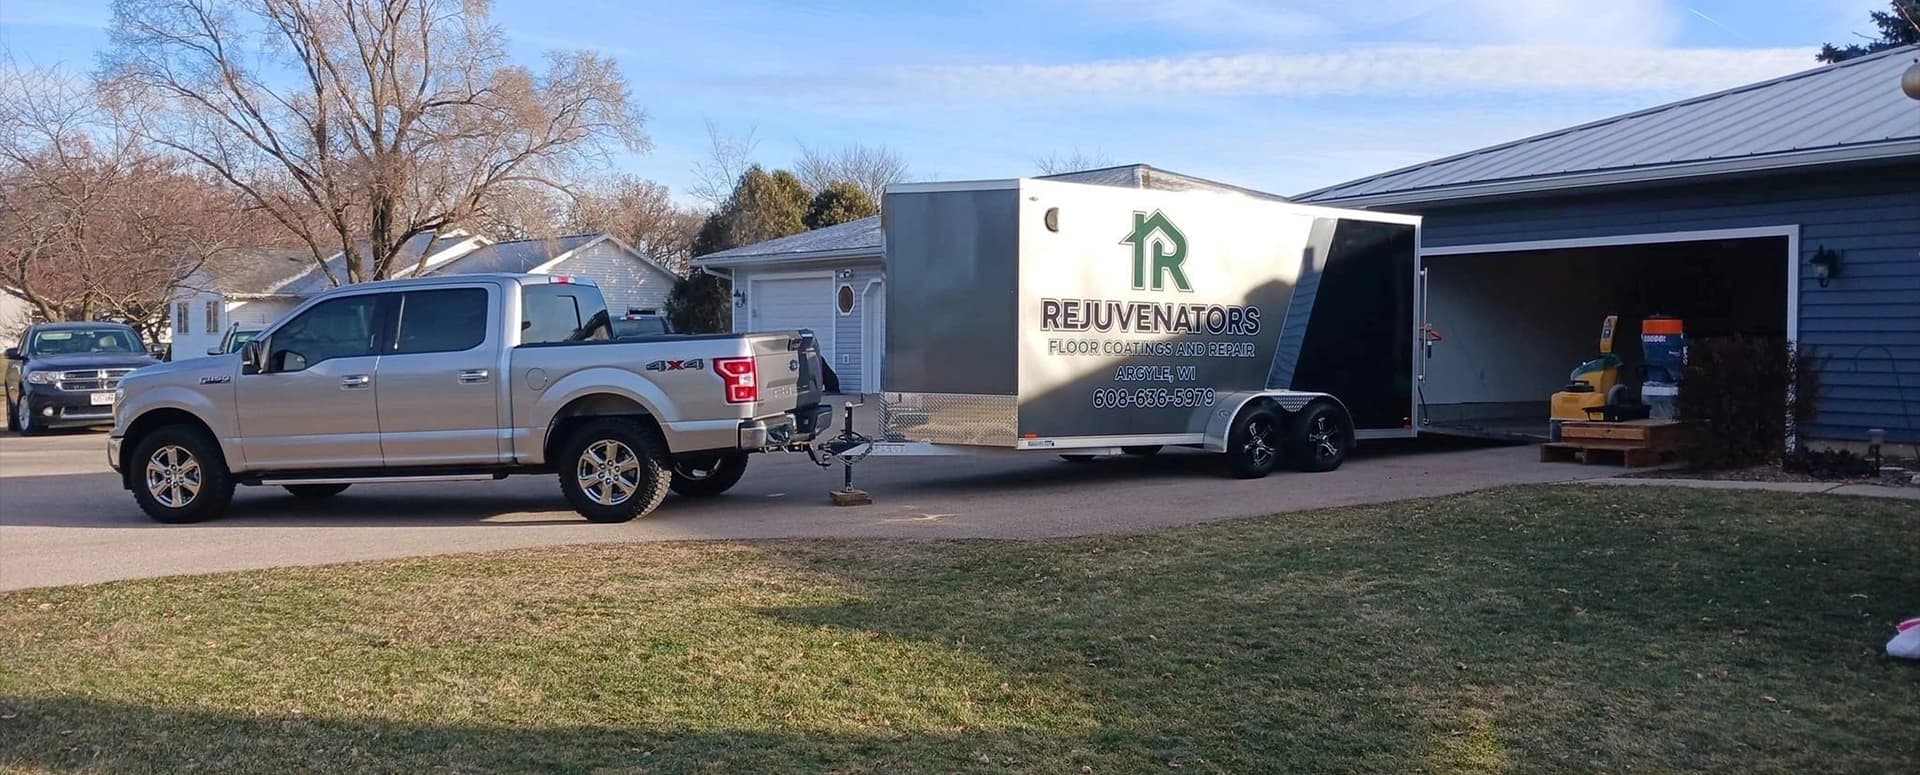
(807, 401), (874, 505)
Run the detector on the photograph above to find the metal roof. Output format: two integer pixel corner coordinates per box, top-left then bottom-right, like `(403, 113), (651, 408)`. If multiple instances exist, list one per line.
(1297, 45), (1920, 207)
(434, 234), (602, 274)
(697, 164), (1288, 266)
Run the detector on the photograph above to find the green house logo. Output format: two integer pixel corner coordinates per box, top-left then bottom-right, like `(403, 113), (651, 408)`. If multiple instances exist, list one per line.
(1120, 210), (1192, 292)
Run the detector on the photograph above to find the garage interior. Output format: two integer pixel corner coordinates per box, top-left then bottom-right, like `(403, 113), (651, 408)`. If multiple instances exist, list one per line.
(1419, 235), (1789, 440)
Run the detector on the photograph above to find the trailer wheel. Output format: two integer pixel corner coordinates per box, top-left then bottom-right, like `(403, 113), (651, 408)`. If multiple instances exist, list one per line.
(1287, 402), (1353, 473)
(670, 452), (749, 497)
(1223, 406), (1282, 479)
(1121, 445), (1162, 457)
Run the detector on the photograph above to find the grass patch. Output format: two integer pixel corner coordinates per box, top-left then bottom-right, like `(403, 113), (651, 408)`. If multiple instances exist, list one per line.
(2, 486), (1917, 773)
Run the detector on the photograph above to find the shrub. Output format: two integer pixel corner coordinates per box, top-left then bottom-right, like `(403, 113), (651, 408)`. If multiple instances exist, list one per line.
(1677, 336), (1815, 468)
(1781, 448), (1877, 479)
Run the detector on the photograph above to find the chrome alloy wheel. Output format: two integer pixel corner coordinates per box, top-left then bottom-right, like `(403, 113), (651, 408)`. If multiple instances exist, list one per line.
(145, 445), (203, 509)
(576, 439), (641, 507)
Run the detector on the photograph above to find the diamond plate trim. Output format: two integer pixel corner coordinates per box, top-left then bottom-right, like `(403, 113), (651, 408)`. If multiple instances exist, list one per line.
(880, 392), (1018, 446)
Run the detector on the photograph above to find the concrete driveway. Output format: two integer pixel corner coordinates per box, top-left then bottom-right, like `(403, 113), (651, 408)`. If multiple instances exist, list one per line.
(0, 428), (1622, 591)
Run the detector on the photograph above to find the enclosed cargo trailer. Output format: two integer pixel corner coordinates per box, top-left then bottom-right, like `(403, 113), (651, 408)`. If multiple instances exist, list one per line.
(868, 177), (1420, 477)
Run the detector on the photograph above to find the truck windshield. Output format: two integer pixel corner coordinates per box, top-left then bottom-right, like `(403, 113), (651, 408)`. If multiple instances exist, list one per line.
(31, 327), (146, 355)
(521, 283), (612, 344)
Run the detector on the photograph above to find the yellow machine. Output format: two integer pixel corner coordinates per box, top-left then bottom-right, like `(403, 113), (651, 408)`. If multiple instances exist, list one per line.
(1550, 315), (1625, 422)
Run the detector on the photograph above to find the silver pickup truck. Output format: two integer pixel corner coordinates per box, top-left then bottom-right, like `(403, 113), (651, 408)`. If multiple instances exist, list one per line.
(109, 273), (829, 523)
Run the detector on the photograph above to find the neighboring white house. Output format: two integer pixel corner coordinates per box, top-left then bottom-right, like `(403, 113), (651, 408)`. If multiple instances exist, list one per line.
(0, 288), (32, 346)
(167, 230), (680, 358)
(692, 164), (1289, 393)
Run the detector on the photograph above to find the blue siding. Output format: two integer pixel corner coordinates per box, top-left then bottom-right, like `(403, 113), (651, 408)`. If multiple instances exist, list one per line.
(1419, 162), (1920, 444)
(727, 258), (886, 393)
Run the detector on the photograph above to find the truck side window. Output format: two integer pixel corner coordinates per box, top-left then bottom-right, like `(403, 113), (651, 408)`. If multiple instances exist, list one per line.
(392, 288), (488, 354)
(266, 295), (380, 372)
(521, 284), (612, 345)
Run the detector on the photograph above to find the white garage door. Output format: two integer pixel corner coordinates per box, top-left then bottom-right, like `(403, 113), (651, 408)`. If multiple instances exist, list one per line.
(749, 275), (834, 363)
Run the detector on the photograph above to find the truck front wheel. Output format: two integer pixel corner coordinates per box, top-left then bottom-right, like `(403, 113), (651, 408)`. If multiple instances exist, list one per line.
(130, 425), (235, 523)
(1223, 406), (1282, 479)
(1286, 402), (1353, 473)
(670, 452), (749, 497)
(557, 418), (673, 522)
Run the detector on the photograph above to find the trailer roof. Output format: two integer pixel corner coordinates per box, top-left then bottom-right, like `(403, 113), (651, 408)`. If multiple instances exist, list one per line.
(696, 164), (1291, 268)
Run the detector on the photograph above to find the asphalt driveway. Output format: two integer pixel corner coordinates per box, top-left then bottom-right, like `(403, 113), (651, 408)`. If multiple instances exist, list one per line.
(0, 428), (1622, 591)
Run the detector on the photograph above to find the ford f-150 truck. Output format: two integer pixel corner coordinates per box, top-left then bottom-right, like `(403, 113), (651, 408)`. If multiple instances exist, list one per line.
(108, 273), (830, 523)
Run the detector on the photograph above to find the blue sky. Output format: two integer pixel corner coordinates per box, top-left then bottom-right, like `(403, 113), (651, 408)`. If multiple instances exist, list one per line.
(0, 0), (1882, 204)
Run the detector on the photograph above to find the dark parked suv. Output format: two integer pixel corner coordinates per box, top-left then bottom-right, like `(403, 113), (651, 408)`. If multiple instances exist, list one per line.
(5, 322), (158, 434)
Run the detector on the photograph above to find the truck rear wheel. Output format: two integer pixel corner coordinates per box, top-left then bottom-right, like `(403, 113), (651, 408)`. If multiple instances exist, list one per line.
(557, 418), (673, 522)
(670, 452), (749, 497)
(131, 425), (235, 523)
(1286, 402), (1353, 473)
(1223, 406), (1282, 479)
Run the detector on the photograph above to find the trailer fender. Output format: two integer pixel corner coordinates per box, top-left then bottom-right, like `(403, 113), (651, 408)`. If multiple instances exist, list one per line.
(1202, 390), (1348, 453)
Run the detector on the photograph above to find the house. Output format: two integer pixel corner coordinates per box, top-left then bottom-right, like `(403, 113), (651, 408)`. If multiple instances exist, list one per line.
(1295, 44), (1920, 447)
(0, 288), (32, 345)
(168, 231), (680, 358)
(693, 165), (1287, 393)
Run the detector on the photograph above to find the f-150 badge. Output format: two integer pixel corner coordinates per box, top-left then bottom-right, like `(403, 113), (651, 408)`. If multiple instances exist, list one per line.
(199, 375), (232, 384)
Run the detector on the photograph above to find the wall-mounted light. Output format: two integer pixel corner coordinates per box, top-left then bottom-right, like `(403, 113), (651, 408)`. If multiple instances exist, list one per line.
(838, 268), (854, 279)
(732, 290), (747, 307)
(1810, 246), (1843, 288)
(1903, 58), (1920, 101)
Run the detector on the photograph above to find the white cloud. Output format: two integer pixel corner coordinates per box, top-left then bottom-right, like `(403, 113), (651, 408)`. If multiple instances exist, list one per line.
(886, 44), (1812, 101)
(1454, 0), (1682, 47)
(1067, 0), (1688, 47)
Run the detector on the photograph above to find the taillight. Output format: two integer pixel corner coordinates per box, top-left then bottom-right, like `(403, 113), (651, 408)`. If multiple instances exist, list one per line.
(714, 357), (758, 403)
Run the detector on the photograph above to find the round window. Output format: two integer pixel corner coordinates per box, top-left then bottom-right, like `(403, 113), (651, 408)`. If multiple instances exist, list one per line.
(837, 284), (856, 315)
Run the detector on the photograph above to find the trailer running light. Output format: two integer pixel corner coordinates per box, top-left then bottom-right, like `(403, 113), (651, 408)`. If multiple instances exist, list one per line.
(714, 357), (758, 403)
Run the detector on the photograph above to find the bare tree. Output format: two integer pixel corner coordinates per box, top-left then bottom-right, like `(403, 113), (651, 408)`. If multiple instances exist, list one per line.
(0, 58), (260, 344)
(1034, 147), (1115, 175)
(794, 142), (909, 205)
(688, 119), (757, 207)
(561, 175), (703, 273)
(103, 0), (648, 286)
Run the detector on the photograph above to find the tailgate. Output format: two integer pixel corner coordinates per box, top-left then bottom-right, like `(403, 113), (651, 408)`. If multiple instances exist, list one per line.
(746, 330), (826, 415)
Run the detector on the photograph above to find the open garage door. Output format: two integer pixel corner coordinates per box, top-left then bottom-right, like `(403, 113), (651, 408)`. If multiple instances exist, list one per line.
(748, 274), (836, 365)
(1417, 232), (1791, 440)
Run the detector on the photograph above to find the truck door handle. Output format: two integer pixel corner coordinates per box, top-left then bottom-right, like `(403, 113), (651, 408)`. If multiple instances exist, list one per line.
(341, 374), (372, 389)
(458, 369), (490, 384)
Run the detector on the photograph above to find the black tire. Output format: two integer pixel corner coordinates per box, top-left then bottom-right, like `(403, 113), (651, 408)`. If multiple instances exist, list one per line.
(1224, 406), (1282, 479)
(5, 397), (19, 433)
(556, 418), (672, 522)
(1121, 445), (1162, 457)
(284, 483), (351, 499)
(1286, 402), (1354, 473)
(15, 398), (39, 436)
(670, 452), (749, 497)
(129, 424), (235, 523)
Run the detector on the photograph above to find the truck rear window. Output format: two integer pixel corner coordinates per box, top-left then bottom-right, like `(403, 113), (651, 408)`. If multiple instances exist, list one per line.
(522, 284), (611, 344)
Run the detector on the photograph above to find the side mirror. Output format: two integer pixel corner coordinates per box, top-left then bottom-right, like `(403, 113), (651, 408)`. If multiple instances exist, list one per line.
(2, 347), (19, 360)
(239, 340), (264, 375)
(206, 346), (223, 356)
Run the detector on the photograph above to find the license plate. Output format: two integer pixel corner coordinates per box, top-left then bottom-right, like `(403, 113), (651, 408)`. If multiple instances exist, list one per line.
(90, 392), (115, 406)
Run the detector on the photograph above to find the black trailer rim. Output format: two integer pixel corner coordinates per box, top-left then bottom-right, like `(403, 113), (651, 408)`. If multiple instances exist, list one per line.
(1308, 415), (1341, 462)
(1244, 417), (1276, 468)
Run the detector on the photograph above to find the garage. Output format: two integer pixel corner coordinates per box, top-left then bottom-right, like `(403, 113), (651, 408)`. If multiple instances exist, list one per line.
(1416, 231), (1792, 439)
(747, 273), (836, 364)
(1299, 46), (1920, 449)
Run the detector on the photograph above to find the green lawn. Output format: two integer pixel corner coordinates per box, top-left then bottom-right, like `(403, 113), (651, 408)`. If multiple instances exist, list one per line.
(2, 486), (1917, 774)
